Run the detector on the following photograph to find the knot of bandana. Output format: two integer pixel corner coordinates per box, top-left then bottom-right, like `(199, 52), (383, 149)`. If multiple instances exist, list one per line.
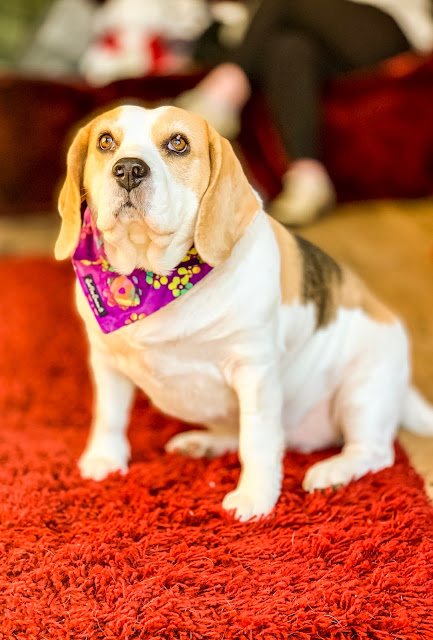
(72, 208), (213, 334)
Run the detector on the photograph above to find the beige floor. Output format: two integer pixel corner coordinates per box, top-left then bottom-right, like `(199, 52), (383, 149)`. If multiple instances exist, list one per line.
(1, 201), (433, 498)
(0, 214), (59, 256)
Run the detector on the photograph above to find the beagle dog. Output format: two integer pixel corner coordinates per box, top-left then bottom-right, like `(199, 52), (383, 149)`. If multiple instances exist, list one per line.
(55, 104), (433, 521)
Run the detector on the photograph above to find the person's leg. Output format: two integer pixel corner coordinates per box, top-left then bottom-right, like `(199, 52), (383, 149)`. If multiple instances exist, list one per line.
(174, 0), (289, 138)
(177, 0), (412, 221)
(253, 0), (411, 161)
(263, 31), (336, 224)
(264, 32), (325, 162)
(262, 0), (411, 224)
(233, 0), (294, 78)
(175, 62), (250, 139)
(177, 0), (410, 139)
(277, 0), (411, 73)
(236, 0), (410, 82)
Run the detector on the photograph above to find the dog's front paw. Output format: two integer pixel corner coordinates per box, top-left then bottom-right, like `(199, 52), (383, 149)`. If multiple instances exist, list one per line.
(78, 439), (130, 481)
(222, 489), (277, 522)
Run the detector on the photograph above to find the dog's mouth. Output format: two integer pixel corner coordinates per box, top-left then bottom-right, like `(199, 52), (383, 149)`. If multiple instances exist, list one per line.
(116, 197), (140, 216)
(105, 195), (177, 251)
(112, 208), (175, 248)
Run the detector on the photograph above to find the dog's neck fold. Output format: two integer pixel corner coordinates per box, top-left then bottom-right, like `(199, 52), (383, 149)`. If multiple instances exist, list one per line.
(72, 207), (213, 334)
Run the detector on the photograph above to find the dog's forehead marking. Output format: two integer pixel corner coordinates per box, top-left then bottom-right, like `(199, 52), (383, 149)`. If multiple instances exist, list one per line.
(114, 105), (171, 148)
(149, 106), (209, 142)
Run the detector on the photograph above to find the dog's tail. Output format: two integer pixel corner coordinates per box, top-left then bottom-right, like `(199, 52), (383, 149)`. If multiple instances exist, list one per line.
(402, 386), (433, 435)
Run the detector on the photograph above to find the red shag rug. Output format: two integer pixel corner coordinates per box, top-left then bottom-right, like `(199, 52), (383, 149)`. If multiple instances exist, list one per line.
(1, 257), (433, 640)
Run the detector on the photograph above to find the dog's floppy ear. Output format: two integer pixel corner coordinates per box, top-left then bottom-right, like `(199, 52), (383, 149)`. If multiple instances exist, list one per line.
(194, 123), (259, 267)
(55, 123), (91, 260)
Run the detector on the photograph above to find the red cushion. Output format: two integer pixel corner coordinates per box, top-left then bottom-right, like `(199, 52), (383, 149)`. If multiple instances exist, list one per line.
(240, 52), (433, 202)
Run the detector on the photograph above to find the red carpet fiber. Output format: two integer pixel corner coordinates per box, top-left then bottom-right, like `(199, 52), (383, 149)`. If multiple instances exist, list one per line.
(1, 257), (433, 639)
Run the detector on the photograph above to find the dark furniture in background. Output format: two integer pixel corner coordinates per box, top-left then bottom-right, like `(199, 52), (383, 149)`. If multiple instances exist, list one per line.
(1, 52), (433, 216)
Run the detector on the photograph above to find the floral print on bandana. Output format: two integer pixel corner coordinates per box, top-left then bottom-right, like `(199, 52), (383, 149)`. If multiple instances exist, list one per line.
(72, 207), (213, 334)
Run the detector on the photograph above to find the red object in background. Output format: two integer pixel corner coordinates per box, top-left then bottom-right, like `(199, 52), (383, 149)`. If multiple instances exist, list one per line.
(97, 31), (173, 72)
(147, 35), (172, 73)
(240, 52), (433, 202)
(100, 32), (122, 52)
(322, 55), (433, 203)
(1, 256), (433, 639)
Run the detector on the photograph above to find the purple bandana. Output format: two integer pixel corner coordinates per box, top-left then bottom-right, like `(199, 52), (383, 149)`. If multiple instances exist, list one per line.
(72, 207), (213, 333)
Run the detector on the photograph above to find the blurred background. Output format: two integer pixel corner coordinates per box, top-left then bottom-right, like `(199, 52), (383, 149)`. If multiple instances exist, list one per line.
(0, 0), (432, 489)
(1, 0), (433, 242)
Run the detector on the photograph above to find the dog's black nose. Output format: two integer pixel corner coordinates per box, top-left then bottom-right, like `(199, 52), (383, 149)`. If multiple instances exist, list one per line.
(112, 157), (150, 191)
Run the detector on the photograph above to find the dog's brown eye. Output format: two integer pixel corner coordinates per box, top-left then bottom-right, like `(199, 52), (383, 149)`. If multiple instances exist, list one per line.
(99, 134), (114, 151)
(168, 134), (188, 153)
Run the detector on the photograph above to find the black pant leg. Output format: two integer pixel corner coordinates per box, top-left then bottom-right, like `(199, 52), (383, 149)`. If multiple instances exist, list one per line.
(262, 31), (327, 160)
(194, 0), (412, 161)
(277, 0), (411, 70)
(236, 0), (410, 77)
(237, 0), (411, 160)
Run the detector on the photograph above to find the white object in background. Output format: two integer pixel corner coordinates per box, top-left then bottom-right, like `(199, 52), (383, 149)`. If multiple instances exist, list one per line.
(80, 0), (211, 86)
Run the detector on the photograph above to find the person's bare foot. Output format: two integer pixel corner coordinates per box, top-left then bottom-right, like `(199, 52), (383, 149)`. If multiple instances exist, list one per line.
(175, 63), (251, 139)
(269, 160), (336, 226)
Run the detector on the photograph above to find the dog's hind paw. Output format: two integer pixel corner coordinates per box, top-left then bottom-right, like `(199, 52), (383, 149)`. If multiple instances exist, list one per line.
(302, 449), (393, 492)
(165, 430), (238, 458)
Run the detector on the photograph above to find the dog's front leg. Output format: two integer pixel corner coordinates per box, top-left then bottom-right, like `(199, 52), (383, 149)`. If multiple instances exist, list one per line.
(222, 361), (284, 521)
(79, 348), (136, 481)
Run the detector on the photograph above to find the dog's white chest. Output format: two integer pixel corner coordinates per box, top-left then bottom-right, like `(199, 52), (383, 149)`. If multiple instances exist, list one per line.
(108, 336), (238, 427)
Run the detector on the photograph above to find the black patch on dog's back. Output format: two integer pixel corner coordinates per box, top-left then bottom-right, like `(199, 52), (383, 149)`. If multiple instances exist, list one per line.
(295, 235), (342, 328)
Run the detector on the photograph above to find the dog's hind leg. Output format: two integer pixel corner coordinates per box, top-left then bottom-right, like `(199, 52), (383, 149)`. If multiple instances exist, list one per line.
(302, 332), (409, 492)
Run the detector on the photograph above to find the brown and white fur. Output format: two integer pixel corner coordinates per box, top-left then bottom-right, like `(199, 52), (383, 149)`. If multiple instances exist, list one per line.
(55, 104), (433, 521)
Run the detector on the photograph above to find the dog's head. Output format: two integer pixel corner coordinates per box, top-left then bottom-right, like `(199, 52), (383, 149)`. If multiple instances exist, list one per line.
(55, 105), (260, 275)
